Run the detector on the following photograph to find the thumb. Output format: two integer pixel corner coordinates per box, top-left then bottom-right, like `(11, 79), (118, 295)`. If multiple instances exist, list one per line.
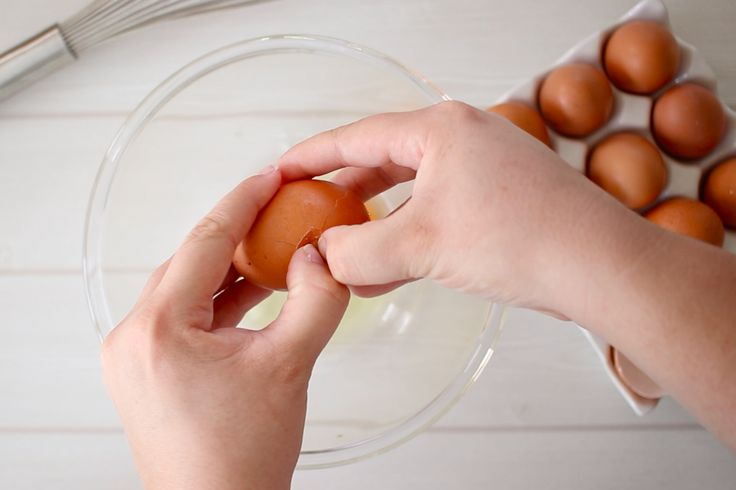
(318, 213), (422, 286)
(267, 244), (350, 361)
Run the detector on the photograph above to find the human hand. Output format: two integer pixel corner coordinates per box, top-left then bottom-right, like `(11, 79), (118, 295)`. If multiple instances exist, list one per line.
(278, 101), (625, 316)
(280, 102), (736, 452)
(101, 168), (349, 490)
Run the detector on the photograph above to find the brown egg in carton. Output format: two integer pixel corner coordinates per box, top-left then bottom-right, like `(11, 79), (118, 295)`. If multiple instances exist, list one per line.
(488, 0), (735, 415)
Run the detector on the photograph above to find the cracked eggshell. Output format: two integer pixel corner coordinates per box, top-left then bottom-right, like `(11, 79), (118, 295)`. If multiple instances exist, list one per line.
(233, 179), (370, 290)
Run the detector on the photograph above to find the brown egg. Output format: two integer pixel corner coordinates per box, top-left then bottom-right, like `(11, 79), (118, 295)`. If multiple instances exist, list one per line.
(232, 179), (369, 290)
(703, 157), (736, 228)
(652, 83), (726, 160)
(604, 20), (680, 94)
(645, 197), (725, 246)
(588, 132), (667, 209)
(487, 101), (551, 146)
(611, 347), (664, 400)
(538, 62), (614, 138)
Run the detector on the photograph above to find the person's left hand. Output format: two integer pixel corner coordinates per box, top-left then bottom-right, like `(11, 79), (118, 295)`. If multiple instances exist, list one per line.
(101, 167), (349, 490)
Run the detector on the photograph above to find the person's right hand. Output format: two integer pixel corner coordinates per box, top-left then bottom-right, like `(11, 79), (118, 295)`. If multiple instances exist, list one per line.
(278, 101), (633, 317)
(279, 102), (736, 453)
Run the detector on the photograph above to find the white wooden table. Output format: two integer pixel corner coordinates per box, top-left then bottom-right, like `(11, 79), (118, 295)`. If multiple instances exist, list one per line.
(1, 0), (734, 488)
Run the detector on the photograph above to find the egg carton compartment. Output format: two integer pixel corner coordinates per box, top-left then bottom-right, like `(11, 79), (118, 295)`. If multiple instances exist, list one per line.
(491, 0), (735, 415)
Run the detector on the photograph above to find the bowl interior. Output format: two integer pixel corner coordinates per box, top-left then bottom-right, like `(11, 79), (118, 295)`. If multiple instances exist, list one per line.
(84, 35), (503, 468)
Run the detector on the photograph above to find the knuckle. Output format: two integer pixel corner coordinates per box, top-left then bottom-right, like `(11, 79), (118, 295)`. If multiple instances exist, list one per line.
(402, 214), (438, 278)
(274, 356), (312, 385)
(140, 260), (170, 295)
(99, 329), (120, 371)
(329, 126), (350, 164)
(312, 279), (350, 305)
(435, 100), (484, 125)
(387, 164), (418, 184)
(324, 237), (362, 285)
(149, 260), (169, 281)
(295, 258), (351, 302)
(136, 298), (173, 334)
(100, 299), (226, 380)
(99, 323), (148, 375)
(256, 346), (312, 385)
(188, 213), (238, 248)
(107, 303), (171, 358)
(177, 326), (216, 361)
(446, 100), (477, 116)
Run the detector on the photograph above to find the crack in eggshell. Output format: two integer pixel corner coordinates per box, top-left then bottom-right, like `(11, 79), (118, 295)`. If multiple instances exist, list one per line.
(325, 188), (349, 226)
(296, 228), (321, 248)
(300, 187), (352, 249)
(234, 181), (369, 290)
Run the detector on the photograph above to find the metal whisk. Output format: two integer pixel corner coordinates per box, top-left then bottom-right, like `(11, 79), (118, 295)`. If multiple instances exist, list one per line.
(0, 0), (266, 102)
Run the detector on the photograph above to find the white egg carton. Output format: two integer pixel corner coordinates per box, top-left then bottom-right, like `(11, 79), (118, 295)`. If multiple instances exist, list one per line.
(494, 0), (736, 415)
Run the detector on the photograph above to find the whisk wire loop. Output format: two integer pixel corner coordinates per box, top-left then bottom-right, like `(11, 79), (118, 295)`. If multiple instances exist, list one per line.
(61, 0), (264, 52)
(0, 0), (264, 101)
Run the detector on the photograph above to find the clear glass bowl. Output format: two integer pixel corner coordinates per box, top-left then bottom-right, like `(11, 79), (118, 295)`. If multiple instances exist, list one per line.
(83, 34), (504, 468)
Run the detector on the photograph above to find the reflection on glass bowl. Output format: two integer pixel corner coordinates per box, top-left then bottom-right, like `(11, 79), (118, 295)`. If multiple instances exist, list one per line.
(83, 34), (504, 468)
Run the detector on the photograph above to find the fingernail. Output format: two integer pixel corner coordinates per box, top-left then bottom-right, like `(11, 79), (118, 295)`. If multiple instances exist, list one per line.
(300, 243), (325, 265)
(258, 164), (276, 175)
(317, 234), (328, 257)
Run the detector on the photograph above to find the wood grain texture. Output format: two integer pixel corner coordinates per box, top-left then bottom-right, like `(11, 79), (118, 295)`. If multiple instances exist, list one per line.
(0, 0), (734, 116)
(0, 118), (121, 270)
(0, 275), (117, 429)
(0, 276), (697, 431)
(1, 429), (733, 490)
(293, 428), (736, 490)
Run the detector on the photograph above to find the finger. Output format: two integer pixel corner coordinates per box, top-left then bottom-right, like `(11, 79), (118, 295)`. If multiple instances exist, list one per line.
(278, 109), (432, 181)
(138, 257), (238, 309)
(215, 265), (242, 297)
(266, 244), (349, 360)
(331, 164), (416, 201)
(318, 212), (424, 286)
(140, 254), (237, 303)
(211, 279), (272, 330)
(157, 168), (281, 306)
(138, 258), (171, 299)
(349, 279), (414, 298)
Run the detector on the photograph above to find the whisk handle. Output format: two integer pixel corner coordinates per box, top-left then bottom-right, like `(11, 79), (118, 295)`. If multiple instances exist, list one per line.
(0, 25), (77, 103)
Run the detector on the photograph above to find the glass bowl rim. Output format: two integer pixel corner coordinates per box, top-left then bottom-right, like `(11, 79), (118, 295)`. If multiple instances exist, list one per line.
(82, 33), (503, 469)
